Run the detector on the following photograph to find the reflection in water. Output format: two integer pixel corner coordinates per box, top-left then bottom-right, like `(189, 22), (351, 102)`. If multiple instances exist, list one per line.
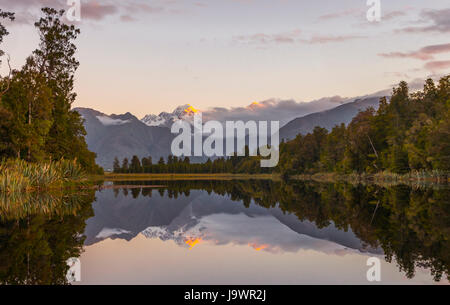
(0, 180), (449, 284)
(0, 192), (95, 284)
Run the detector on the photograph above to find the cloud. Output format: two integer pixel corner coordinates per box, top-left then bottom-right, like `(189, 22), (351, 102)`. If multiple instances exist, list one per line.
(120, 14), (136, 22)
(379, 43), (450, 61)
(233, 29), (301, 45)
(399, 8), (450, 33)
(81, 1), (117, 21)
(424, 60), (450, 72)
(0, 0), (167, 24)
(233, 30), (365, 46)
(319, 8), (407, 22)
(201, 96), (352, 127)
(301, 35), (366, 44)
(383, 10), (408, 21)
(318, 9), (362, 20)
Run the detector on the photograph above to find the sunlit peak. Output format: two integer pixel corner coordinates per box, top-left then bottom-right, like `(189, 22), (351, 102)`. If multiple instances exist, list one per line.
(185, 237), (202, 250)
(249, 101), (264, 109)
(249, 243), (268, 251)
(184, 105), (199, 114)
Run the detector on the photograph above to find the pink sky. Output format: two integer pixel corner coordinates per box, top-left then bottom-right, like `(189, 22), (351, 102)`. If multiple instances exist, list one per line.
(1, 0), (449, 117)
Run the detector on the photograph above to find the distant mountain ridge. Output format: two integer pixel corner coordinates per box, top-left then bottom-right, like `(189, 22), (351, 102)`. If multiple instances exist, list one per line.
(141, 104), (200, 128)
(75, 95), (385, 169)
(75, 107), (175, 170)
(279, 96), (382, 141)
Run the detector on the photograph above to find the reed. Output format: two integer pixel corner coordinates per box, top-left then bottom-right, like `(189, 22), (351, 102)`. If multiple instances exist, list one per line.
(0, 159), (86, 193)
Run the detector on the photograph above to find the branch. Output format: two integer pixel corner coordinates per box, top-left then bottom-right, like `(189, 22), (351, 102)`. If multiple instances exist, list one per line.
(367, 135), (378, 159)
(0, 54), (12, 97)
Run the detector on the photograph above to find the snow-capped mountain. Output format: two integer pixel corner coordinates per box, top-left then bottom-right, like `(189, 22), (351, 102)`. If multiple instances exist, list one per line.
(141, 104), (200, 128)
(141, 226), (202, 249)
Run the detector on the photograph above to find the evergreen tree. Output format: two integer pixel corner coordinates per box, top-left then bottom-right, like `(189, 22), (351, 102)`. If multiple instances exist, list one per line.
(121, 158), (129, 173)
(130, 155), (142, 173)
(0, 9), (14, 102)
(113, 157), (120, 173)
(31, 8), (100, 173)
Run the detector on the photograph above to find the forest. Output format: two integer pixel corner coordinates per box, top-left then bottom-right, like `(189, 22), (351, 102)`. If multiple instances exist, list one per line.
(116, 76), (449, 177)
(0, 8), (102, 175)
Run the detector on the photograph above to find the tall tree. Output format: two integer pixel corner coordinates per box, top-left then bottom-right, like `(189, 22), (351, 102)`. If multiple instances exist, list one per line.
(130, 155), (142, 173)
(113, 157), (120, 173)
(30, 8), (100, 172)
(0, 9), (14, 101)
(121, 158), (129, 173)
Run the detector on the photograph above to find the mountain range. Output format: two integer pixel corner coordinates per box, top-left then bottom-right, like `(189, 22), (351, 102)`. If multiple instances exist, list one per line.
(75, 108), (175, 170)
(141, 104), (199, 128)
(279, 96), (381, 141)
(74, 95), (384, 170)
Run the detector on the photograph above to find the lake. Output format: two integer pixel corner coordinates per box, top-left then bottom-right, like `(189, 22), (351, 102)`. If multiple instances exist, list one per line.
(0, 180), (448, 284)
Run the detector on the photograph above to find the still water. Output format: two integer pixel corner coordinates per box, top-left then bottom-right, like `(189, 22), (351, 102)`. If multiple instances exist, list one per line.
(0, 180), (448, 284)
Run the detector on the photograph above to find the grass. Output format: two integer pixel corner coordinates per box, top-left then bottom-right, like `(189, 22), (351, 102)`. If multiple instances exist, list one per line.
(0, 159), (87, 194)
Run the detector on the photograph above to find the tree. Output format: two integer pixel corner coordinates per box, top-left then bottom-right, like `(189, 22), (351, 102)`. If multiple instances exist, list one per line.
(113, 157), (120, 173)
(0, 9), (14, 101)
(344, 108), (377, 173)
(130, 155), (142, 173)
(320, 123), (346, 172)
(121, 158), (129, 173)
(141, 157), (152, 173)
(29, 8), (100, 173)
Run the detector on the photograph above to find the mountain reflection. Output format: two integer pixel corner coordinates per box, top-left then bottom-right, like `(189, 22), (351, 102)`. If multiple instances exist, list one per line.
(0, 180), (448, 284)
(86, 180), (449, 282)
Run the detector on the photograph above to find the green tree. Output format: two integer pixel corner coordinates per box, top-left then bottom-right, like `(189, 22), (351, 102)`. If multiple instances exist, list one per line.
(113, 157), (121, 173)
(0, 9), (14, 102)
(30, 8), (100, 173)
(130, 155), (142, 173)
(121, 158), (129, 173)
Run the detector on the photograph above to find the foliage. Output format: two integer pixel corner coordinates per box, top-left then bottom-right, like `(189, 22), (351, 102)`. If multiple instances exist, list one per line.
(0, 159), (86, 193)
(277, 76), (450, 176)
(114, 179), (449, 281)
(0, 191), (95, 284)
(0, 8), (102, 174)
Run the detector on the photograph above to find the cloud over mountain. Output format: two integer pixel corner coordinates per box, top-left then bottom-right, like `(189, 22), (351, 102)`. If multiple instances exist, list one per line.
(200, 97), (351, 127)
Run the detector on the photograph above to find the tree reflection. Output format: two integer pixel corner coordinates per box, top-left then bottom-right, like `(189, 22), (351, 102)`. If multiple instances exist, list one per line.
(1, 180), (448, 283)
(0, 191), (95, 284)
(114, 179), (449, 281)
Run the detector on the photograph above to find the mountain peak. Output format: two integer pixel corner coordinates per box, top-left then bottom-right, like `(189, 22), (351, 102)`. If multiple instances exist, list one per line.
(141, 104), (200, 127)
(184, 105), (199, 114)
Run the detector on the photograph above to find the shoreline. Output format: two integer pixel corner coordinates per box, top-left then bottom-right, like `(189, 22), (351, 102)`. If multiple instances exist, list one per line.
(293, 172), (449, 185)
(99, 173), (280, 181)
(98, 172), (449, 186)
